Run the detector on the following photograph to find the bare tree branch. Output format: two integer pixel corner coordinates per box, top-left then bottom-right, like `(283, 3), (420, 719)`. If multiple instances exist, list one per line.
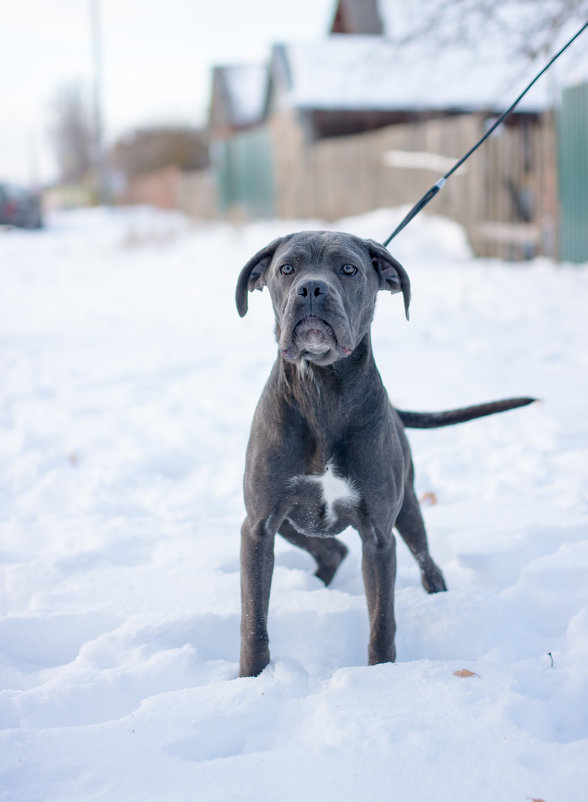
(388, 0), (588, 60)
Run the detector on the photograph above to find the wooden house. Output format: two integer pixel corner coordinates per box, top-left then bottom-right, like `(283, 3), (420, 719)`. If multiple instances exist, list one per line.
(207, 0), (588, 260)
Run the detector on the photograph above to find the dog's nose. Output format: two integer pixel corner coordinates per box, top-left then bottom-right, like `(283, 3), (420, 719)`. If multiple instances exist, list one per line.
(297, 279), (328, 298)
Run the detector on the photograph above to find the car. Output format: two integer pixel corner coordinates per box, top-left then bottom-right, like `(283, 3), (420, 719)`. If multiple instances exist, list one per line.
(0, 182), (43, 229)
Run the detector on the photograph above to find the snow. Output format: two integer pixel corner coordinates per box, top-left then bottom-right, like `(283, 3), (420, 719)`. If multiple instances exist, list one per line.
(0, 206), (587, 801)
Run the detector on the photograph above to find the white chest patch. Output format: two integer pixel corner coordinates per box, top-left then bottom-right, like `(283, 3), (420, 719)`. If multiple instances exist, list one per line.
(301, 461), (359, 524)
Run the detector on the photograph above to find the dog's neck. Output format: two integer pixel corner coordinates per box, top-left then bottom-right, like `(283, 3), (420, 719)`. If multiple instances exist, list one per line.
(276, 333), (385, 428)
(271, 333), (389, 473)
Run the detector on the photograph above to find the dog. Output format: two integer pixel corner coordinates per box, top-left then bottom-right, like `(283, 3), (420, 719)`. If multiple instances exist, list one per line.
(235, 230), (533, 677)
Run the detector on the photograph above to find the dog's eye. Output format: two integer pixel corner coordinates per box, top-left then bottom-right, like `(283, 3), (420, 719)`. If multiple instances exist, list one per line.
(279, 264), (295, 276)
(341, 264), (358, 276)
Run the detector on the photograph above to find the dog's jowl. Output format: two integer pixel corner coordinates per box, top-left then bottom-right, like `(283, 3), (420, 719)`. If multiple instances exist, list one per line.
(235, 230), (533, 677)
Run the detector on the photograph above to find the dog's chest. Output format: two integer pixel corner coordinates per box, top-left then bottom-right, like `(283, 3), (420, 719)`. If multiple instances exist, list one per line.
(288, 461), (360, 534)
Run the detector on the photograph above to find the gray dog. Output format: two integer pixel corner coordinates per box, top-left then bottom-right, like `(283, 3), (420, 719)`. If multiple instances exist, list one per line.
(235, 230), (533, 677)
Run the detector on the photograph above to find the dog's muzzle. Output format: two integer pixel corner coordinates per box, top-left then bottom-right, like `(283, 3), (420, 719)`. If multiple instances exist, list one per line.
(280, 315), (353, 362)
(278, 278), (355, 363)
(294, 316), (335, 354)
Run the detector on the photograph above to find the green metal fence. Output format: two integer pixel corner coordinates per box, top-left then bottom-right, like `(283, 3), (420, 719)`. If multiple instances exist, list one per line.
(214, 127), (275, 218)
(558, 82), (588, 263)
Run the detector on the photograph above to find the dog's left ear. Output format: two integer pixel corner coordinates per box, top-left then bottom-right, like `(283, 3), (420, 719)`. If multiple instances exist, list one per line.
(235, 236), (289, 317)
(366, 240), (411, 320)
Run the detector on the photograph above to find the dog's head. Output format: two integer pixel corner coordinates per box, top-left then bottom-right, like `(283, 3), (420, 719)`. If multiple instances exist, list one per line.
(235, 231), (410, 366)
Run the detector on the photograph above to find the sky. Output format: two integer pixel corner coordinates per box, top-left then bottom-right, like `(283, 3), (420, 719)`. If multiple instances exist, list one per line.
(0, 0), (334, 185)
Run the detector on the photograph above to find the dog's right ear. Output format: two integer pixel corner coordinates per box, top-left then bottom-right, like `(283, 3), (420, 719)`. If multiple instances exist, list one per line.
(235, 237), (287, 317)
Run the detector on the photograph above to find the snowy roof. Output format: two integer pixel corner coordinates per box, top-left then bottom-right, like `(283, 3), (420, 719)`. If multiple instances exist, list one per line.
(270, 30), (588, 113)
(214, 64), (268, 127)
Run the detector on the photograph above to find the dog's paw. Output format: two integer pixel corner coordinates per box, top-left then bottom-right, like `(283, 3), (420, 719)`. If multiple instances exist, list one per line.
(314, 539), (349, 586)
(239, 639), (271, 677)
(421, 563), (447, 594)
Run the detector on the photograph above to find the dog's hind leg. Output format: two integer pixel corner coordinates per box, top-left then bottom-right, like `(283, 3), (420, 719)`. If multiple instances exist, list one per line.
(278, 519), (348, 586)
(394, 489), (447, 594)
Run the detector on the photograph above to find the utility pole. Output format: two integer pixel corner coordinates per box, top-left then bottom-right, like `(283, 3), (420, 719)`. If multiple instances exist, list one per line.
(27, 132), (40, 191)
(90, 0), (110, 204)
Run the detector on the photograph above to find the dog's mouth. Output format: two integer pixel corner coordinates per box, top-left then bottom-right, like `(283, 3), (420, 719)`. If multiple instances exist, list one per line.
(281, 315), (353, 363)
(293, 316), (335, 353)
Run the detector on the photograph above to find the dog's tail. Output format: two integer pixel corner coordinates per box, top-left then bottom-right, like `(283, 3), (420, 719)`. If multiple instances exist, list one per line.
(396, 397), (537, 429)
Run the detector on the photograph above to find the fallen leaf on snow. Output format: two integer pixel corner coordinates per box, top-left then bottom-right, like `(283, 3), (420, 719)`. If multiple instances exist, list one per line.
(420, 491), (438, 506)
(453, 669), (479, 678)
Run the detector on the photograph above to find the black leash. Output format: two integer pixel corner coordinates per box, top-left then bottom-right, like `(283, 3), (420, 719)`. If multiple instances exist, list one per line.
(382, 21), (588, 248)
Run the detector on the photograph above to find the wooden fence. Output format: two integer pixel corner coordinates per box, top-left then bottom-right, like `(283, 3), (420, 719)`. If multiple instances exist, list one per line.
(123, 166), (218, 221)
(120, 111), (559, 260)
(271, 112), (556, 259)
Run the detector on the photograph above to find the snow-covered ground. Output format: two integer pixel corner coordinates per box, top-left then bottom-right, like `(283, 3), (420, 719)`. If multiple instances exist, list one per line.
(0, 207), (587, 801)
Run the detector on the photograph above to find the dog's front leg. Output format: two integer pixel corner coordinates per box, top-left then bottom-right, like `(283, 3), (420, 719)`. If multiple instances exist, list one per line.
(240, 516), (276, 677)
(360, 526), (397, 665)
